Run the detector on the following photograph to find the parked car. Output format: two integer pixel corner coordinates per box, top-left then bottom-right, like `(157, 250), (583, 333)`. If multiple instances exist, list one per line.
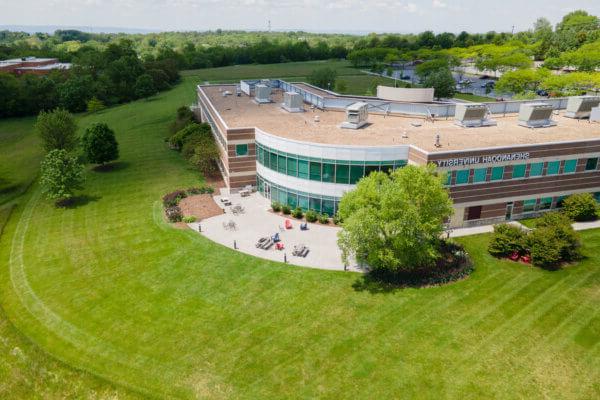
(536, 89), (549, 96)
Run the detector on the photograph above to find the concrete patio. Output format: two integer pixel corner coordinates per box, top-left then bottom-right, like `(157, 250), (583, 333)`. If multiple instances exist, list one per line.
(189, 192), (361, 271)
(189, 192), (600, 272)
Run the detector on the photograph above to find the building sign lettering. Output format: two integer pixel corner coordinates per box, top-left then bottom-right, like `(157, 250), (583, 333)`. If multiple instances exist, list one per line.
(435, 152), (530, 168)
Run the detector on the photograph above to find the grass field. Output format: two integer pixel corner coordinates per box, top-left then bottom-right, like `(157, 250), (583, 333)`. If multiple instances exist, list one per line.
(454, 93), (495, 102)
(0, 64), (599, 399)
(182, 60), (403, 96)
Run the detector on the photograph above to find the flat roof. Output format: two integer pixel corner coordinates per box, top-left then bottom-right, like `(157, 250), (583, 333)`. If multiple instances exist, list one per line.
(201, 85), (600, 152)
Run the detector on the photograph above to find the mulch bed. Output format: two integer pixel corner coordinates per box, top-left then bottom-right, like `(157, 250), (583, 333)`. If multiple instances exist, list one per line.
(178, 194), (223, 221)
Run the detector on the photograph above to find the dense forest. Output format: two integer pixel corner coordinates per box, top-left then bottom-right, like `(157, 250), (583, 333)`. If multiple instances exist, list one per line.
(0, 10), (598, 118)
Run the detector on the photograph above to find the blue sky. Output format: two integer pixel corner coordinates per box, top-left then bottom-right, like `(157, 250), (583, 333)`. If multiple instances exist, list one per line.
(2, 0), (599, 33)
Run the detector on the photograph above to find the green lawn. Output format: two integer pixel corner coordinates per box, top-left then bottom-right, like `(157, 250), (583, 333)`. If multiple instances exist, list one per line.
(454, 93), (495, 102)
(181, 59), (359, 81)
(0, 65), (599, 399)
(0, 116), (43, 207)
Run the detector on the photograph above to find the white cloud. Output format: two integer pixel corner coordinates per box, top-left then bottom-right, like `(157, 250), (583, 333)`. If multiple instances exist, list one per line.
(432, 0), (447, 8)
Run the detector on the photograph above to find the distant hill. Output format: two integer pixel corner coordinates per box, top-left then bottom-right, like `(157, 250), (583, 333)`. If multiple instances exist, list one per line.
(0, 25), (160, 34)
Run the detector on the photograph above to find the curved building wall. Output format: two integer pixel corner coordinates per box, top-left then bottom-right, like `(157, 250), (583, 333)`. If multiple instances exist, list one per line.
(255, 129), (410, 213)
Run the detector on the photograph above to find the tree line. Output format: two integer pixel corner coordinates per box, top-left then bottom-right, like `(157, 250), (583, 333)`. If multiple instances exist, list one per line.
(0, 40), (179, 118)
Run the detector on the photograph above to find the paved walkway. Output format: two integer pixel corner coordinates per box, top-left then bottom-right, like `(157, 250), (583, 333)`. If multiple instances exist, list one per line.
(190, 193), (600, 271)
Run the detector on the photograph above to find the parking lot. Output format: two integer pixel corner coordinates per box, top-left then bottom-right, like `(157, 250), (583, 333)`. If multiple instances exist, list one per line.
(189, 192), (362, 271)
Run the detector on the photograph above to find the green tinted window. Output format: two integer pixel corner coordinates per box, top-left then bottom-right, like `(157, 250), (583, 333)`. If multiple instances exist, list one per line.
(269, 152), (277, 170)
(455, 170), (470, 184)
(287, 192), (297, 208)
(365, 165), (379, 177)
(512, 164), (526, 178)
(563, 159), (577, 173)
(490, 166), (504, 181)
(556, 196), (567, 207)
(546, 161), (560, 175)
(277, 155), (286, 174)
(309, 197), (321, 212)
(523, 199), (537, 212)
(335, 164), (350, 184)
(309, 161), (321, 181)
(381, 164), (393, 174)
(529, 162), (543, 177)
(322, 163), (335, 182)
(585, 158), (598, 171)
(473, 168), (487, 183)
(322, 200), (335, 216)
(298, 195), (309, 210)
(349, 165), (364, 184)
(287, 157), (297, 177)
(235, 144), (248, 156)
(540, 197), (552, 209)
(298, 159), (309, 179)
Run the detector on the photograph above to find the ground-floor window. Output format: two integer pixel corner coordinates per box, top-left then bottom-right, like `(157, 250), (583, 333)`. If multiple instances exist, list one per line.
(523, 199), (537, 212)
(257, 174), (340, 215)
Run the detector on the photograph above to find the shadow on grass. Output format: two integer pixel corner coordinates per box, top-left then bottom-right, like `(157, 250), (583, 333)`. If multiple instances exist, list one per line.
(56, 195), (102, 209)
(92, 161), (130, 173)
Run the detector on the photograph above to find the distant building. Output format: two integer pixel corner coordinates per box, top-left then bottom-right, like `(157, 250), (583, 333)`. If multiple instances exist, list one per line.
(0, 57), (71, 76)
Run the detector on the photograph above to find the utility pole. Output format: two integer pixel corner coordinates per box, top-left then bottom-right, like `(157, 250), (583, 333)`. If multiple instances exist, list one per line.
(511, 25), (515, 35)
(268, 20), (271, 33)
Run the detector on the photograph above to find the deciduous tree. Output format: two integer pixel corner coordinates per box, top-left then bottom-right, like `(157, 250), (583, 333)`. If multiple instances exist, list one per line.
(35, 108), (79, 152)
(40, 149), (85, 205)
(337, 164), (453, 272)
(82, 123), (119, 165)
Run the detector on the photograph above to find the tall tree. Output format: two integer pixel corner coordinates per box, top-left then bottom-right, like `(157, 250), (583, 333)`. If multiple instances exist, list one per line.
(337, 164), (453, 272)
(39, 149), (85, 205)
(35, 108), (79, 152)
(423, 68), (456, 99)
(308, 67), (337, 90)
(82, 123), (119, 165)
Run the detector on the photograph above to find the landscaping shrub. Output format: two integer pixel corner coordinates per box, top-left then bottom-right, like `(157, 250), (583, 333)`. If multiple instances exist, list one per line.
(305, 210), (318, 223)
(187, 185), (214, 195)
(162, 190), (187, 207)
(282, 205), (291, 215)
(182, 216), (197, 223)
(165, 206), (182, 222)
(333, 213), (343, 225)
(529, 212), (581, 266)
(562, 193), (599, 221)
(527, 227), (564, 269)
(488, 223), (526, 257)
(292, 207), (303, 219)
(271, 202), (282, 212)
(318, 213), (329, 224)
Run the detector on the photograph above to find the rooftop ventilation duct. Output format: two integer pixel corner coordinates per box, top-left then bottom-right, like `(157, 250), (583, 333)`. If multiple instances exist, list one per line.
(564, 96), (600, 119)
(341, 102), (369, 129)
(282, 91), (304, 113)
(254, 84), (272, 104)
(454, 103), (497, 128)
(518, 103), (556, 128)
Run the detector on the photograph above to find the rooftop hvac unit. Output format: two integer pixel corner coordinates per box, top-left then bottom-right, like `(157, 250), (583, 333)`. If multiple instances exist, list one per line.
(518, 103), (557, 128)
(454, 103), (497, 128)
(564, 96), (600, 119)
(254, 84), (272, 104)
(282, 91), (304, 113)
(341, 102), (369, 130)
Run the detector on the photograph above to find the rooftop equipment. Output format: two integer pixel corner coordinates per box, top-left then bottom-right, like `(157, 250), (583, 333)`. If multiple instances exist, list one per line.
(518, 103), (557, 128)
(282, 91), (304, 113)
(564, 96), (600, 119)
(590, 106), (600, 122)
(454, 103), (497, 128)
(254, 84), (272, 104)
(341, 102), (369, 130)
